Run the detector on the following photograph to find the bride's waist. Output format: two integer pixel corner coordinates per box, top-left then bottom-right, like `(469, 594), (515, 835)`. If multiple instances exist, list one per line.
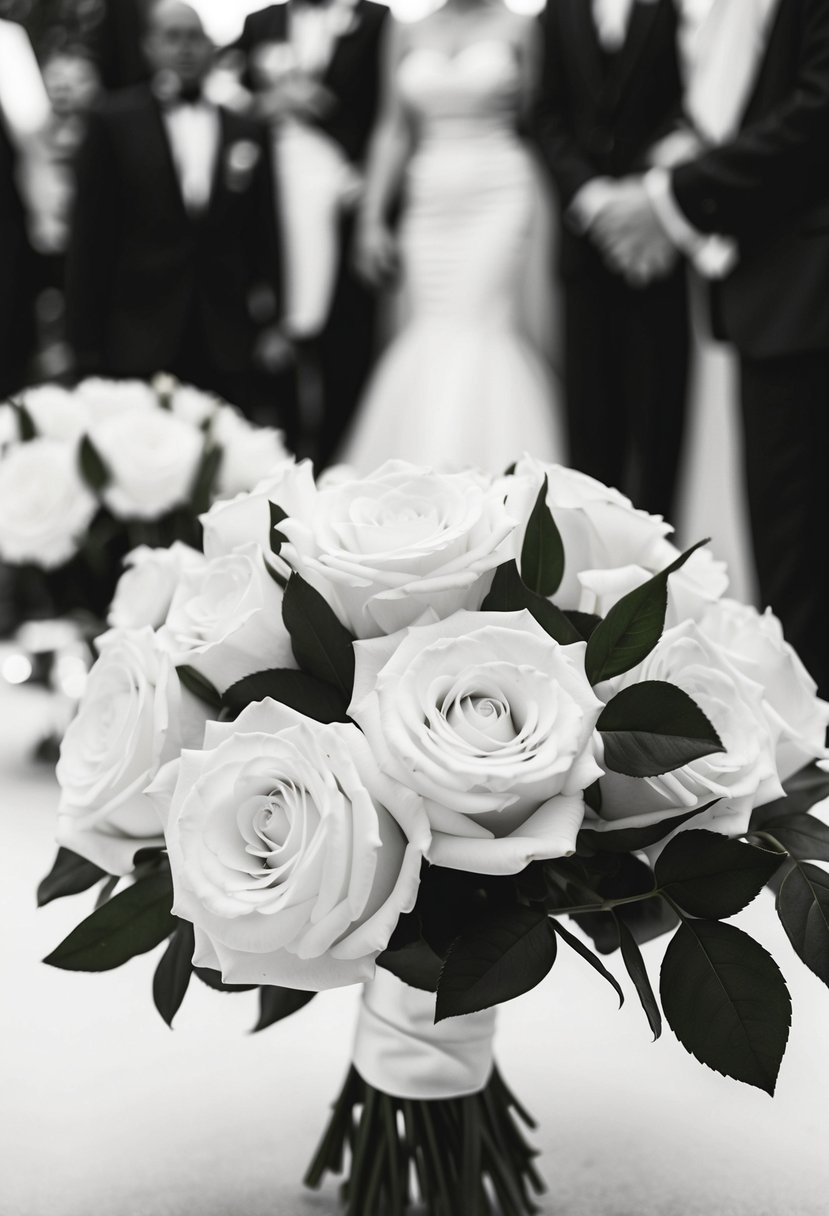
(413, 118), (520, 144)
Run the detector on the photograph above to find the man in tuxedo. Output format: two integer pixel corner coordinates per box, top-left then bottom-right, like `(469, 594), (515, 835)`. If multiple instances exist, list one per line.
(233, 0), (387, 467)
(593, 0), (829, 699)
(66, 0), (283, 416)
(535, 0), (690, 522)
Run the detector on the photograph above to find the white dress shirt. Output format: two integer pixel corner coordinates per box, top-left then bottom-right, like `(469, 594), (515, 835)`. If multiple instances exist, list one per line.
(162, 99), (220, 214)
(592, 0), (637, 51)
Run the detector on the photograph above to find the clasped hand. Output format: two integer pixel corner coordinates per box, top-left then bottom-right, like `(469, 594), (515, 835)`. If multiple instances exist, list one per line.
(589, 177), (677, 286)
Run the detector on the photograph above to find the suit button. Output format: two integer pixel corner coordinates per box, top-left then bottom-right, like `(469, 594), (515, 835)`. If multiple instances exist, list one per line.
(701, 197), (717, 215)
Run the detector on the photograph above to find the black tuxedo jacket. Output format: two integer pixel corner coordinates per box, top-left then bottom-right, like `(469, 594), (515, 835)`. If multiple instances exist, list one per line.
(535, 0), (683, 279)
(0, 116), (34, 395)
(672, 0), (829, 358)
(91, 0), (151, 92)
(65, 86), (280, 378)
(235, 1), (387, 166)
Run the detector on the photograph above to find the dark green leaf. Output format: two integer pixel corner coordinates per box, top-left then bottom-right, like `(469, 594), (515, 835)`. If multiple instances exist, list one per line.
(193, 966), (257, 992)
(435, 907), (557, 1021)
(585, 539), (709, 685)
(222, 667), (349, 723)
(177, 664), (222, 710)
(43, 869), (176, 971)
(564, 610), (602, 641)
(78, 434), (111, 493)
(615, 915), (661, 1039)
(252, 986), (315, 1032)
(660, 919), (791, 1093)
(269, 501), (289, 555)
(579, 803), (713, 855)
(776, 860), (829, 987)
(481, 560), (581, 645)
(282, 573), (355, 700)
(377, 940), (443, 993)
(550, 918), (623, 1006)
(583, 779), (602, 813)
(153, 920), (194, 1027)
(37, 847), (109, 907)
(13, 399), (36, 440)
(190, 444), (222, 514)
(757, 814), (829, 863)
(520, 475), (564, 597)
(598, 680), (724, 777)
(655, 829), (781, 919)
(94, 876), (119, 908)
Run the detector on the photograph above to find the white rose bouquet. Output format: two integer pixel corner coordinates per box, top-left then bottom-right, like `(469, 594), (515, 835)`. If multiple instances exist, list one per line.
(0, 377), (288, 626)
(39, 459), (829, 1216)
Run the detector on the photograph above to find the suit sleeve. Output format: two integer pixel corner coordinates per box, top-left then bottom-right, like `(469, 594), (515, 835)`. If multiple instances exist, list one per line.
(533, 1), (601, 207)
(243, 124), (283, 325)
(65, 107), (117, 374)
(672, 0), (829, 236)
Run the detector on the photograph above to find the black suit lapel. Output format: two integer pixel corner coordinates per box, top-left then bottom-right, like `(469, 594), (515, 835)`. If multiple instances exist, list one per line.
(563, 0), (605, 98)
(606, 1), (663, 102)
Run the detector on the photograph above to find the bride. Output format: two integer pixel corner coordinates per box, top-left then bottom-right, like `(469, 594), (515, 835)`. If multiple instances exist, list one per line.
(337, 0), (564, 473)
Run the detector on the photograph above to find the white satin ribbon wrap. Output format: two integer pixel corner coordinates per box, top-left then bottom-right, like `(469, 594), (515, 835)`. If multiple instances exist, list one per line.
(353, 968), (497, 1101)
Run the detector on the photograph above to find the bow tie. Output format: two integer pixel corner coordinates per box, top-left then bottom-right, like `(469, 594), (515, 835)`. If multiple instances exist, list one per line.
(153, 72), (206, 108)
(174, 84), (205, 106)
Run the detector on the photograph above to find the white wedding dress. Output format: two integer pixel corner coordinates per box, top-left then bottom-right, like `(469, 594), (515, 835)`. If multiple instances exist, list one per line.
(339, 38), (564, 473)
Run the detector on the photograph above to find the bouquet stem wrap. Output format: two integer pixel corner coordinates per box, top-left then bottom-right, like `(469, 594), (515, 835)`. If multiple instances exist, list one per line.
(305, 970), (544, 1216)
(353, 967), (497, 1100)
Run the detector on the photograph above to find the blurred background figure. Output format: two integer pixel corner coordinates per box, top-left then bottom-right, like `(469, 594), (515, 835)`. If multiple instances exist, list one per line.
(341, 0), (563, 472)
(90, 0), (151, 91)
(535, 0), (689, 522)
(65, 0), (286, 418)
(31, 46), (101, 381)
(231, 0), (388, 466)
(0, 14), (51, 398)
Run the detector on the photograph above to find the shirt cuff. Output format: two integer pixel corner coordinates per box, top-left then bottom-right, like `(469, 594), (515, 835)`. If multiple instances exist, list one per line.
(567, 178), (615, 234)
(645, 168), (738, 280)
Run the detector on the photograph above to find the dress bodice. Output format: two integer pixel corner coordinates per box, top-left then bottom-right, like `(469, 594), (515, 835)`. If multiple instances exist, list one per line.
(397, 39), (521, 139)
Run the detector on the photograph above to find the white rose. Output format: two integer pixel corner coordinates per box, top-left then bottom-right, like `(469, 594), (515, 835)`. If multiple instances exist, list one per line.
(88, 407), (203, 519)
(211, 405), (290, 496)
(350, 609), (603, 875)
(161, 543), (295, 693)
(595, 620), (784, 841)
(151, 698), (424, 989)
(577, 547), (729, 627)
(0, 438), (96, 568)
(201, 460), (316, 561)
(20, 385), (90, 442)
(56, 628), (210, 875)
(107, 542), (205, 631)
(75, 377), (157, 420)
(279, 460), (518, 638)
(507, 459), (672, 609)
(170, 383), (219, 427)
(699, 599), (829, 782)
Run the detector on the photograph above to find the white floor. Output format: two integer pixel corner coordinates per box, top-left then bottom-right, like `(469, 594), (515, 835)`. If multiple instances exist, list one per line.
(2, 678), (829, 1216)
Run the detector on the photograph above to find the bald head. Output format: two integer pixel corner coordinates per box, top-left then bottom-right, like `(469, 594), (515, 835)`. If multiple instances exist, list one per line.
(145, 0), (213, 89)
